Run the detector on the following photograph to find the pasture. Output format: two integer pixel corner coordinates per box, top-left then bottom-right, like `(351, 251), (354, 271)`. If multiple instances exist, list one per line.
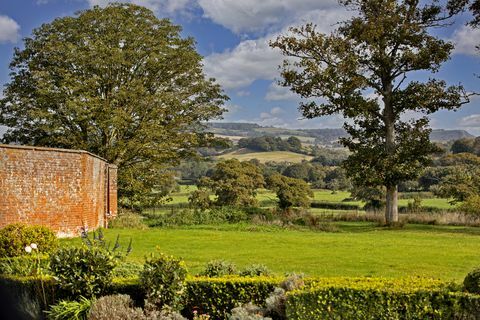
(217, 150), (314, 163)
(64, 223), (480, 281)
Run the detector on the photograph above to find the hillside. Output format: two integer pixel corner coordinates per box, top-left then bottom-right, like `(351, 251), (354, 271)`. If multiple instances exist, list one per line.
(208, 122), (474, 145)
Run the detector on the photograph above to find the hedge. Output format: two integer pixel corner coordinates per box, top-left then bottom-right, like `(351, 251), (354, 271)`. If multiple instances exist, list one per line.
(286, 277), (480, 320)
(3, 275), (480, 319)
(310, 201), (361, 210)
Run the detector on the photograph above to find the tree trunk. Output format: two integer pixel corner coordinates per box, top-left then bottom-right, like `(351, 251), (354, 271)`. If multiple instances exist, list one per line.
(384, 82), (399, 224)
(385, 184), (398, 224)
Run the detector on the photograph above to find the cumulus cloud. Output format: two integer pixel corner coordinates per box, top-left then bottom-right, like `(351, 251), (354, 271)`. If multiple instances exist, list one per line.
(204, 7), (349, 89)
(0, 15), (20, 44)
(197, 0), (338, 34)
(459, 114), (480, 127)
(265, 82), (300, 101)
(451, 25), (480, 56)
(86, 0), (194, 14)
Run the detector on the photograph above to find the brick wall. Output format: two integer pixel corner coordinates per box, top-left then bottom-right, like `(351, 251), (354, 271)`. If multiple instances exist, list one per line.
(0, 144), (117, 237)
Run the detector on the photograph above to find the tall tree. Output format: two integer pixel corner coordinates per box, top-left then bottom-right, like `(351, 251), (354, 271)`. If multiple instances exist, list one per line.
(271, 0), (470, 224)
(0, 4), (227, 205)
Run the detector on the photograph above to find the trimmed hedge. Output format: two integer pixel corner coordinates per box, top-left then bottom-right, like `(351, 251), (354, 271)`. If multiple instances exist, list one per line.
(3, 275), (480, 320)
(286, 277), (480, 319)
(310, 201), (360, 210)
(184, 276), (279, 319)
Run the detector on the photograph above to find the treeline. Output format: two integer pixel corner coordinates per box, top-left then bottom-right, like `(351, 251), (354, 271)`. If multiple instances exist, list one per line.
(238, 135), (303, 153)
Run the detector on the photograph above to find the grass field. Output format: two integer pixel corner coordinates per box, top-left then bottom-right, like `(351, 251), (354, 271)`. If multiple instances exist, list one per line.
(162, 187), (455, 211)
(65, 223), (480, 281)
(217, 150), (314, 163)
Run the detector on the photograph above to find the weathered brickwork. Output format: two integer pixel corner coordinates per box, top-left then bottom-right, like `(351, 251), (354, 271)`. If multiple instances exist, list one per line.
(0, 144), (117, 237)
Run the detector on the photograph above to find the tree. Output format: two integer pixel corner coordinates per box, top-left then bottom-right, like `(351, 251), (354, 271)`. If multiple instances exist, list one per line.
(266, 173), (313, 209)
(451, 138), (475, 154)
(0, 4), (227, 206)
(271, 0), (469, 224)
(197, 159), (265, 207)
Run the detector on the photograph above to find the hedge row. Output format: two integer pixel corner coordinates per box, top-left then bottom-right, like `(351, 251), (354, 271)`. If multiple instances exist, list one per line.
(310, 201), (361, 210)
(2, 275), (480, 320)
(286, 277), (480, 320)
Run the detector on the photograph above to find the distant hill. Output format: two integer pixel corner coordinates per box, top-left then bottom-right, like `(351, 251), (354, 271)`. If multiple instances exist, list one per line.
(208, 122), (474, 145)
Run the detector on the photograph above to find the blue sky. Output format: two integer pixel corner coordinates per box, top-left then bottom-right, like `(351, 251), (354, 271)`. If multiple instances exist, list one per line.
(0, 0), (479, 135)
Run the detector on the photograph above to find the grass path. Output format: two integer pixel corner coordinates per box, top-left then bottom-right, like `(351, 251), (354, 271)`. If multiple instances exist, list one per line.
(64, 223), (480, 281)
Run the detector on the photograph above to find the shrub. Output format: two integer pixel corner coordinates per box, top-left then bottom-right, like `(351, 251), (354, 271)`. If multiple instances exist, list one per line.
(50, 247), (117, 298)
(200, 260), (237, 277)
(240, 265), (271, 277)
(88, 294), (144, 320)
(0, 223), (58, 257)
(265, 274), (304, 320)
(184, 276), (278, 319)
(0, 254), (50, 276)
(229, 303), (271, 320)
(45, 297), (92, 320)
(189, 190), (212, 210)
(112, 262), (143, 278)
(464, 268), (480, 294)
(285, 277), (477, 319)
(109, 210), (147, 230)
(140, 253), (188, 310)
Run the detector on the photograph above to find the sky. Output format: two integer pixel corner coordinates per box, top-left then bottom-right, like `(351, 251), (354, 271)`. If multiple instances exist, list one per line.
(0, 0), (479, 135)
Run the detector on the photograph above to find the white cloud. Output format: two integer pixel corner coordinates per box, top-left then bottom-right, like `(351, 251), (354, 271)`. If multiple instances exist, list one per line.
(270, 107), (283, 116)
(86, 0), (194, 14)
(204, 7), (349, 89)
(459, 114), (480, 127)
(197, 0), (338, 34)
(265, 82), (300, 101)
(452, 25), (480, 56)
(0, 15), (20, 44)
(236, 90), (251, 97)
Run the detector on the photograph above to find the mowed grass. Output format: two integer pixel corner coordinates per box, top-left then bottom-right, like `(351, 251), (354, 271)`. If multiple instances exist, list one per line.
(217, 150), (313, 163)
(63, 223), (480, 281)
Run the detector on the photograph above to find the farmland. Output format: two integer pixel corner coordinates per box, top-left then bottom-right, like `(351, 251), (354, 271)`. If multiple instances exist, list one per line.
(217, 149), (314, 163)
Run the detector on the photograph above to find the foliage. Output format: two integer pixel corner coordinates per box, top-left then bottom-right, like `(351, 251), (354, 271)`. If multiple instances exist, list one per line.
(238, 135), (303, 153)
(229, 303), (271, 320)
(88, 294), (144, 320)
(50, 247), (117, 298)
(0, 223), (58, 257)
(271, 0), (469, 223)
(451, 137), (480, 155)
(0, 3), (227, 205)
(109, 211), (147, 230)
(112, 262), (143, 278)
(464, 268), (480, 294)
(150, 207), (249, 227)
(46, 296), (92, 320)
(266, 174), (313, 209)
(200, 260), (237, 277)
(240, 265), (271, 277)
(459, 195), (480, 217)
(184, 276), (278, 319)
(265, 274), (305, 320)
(285, 277), (479, 319)
(198, 159), (265, 207)
(80, 228), (132, 260)
(189, 190), (212, 210)
(140, 253), (188, 310)
(0, 254), (50, 276)
(434, 154), (480, 203)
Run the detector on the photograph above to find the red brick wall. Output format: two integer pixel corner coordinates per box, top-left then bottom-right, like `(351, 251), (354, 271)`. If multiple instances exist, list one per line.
(0, 144), (117, 237)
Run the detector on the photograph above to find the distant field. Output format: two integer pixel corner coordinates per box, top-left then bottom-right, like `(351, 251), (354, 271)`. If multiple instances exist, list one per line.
(217, 150), (314, 163)
(64, 223), (480, 281)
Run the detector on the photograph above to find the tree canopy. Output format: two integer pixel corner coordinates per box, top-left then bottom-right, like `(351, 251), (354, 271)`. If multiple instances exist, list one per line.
(266, 173), (313, 209)
(0, 4), (227, 205)
(271, 0), (470, 223)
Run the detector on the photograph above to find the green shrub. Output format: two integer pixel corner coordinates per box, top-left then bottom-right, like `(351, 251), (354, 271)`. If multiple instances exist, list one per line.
(109, 211), (147, 230)
(310, 201), (360, 210)
(140, 253), (188, 310)
(88, 294), (145, 320)
(464, 268), (480, 294)
(50, 247), (117, 298)
(229, 303), (271, 320)
(240, 264), (271, 277)
(112, 262), (143, 278)
(184, 276), (279, 319)
(45, 296), (92, 320)
(285, 277), (478, 319)
(0, 254), (50, 276)
(0, 223), (58, 257)
(200, 260), (237, 277)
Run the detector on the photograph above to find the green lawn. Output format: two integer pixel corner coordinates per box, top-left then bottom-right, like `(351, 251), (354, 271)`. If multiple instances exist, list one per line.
(64, 223), (480, 281)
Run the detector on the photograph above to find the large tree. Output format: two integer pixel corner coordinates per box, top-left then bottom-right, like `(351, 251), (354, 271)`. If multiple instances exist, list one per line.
(0, 4), (227, 205)
(271, 0), (470, 224)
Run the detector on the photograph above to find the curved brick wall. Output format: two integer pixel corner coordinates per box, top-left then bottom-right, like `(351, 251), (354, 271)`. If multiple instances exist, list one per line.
(0, 144), (117, 237)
